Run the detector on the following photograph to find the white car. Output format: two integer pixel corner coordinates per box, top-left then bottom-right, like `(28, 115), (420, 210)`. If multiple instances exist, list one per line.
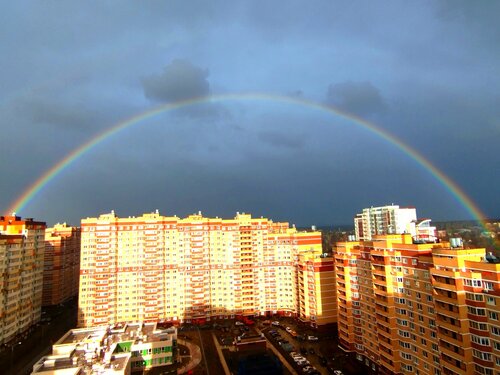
(272, 321), (280, 326)
(235, 321), (244, 326)
(307, 335), (318, 341)
(285, 326), (292, 333)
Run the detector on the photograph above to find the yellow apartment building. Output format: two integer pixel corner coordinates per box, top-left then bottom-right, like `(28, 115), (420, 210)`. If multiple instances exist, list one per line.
(43, 223), (81, 306)
(335, 233), (500, 375)
(0, 215), (46, 345)
(298, 252), (337, 327)
(78, 211), (325, 327)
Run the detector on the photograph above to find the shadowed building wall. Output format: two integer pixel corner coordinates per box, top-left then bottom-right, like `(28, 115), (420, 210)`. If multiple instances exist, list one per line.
(43, 223), (81, 306)
(0, 215), (46, 345)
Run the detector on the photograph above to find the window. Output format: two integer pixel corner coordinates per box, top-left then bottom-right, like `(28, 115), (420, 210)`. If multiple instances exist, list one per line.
(470, 321), (488, 331)
(471, 335), (490, 346)
(468, 306), (486, 316)
(400, 341), (411, 349)
(489, 311), (498, 320)
(399, 330), (410, 338)
(483, 282), (494, 291)
(472, 349), (492, 361)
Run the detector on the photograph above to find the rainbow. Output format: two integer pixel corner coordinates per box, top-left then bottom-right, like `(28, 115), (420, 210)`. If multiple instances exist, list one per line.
(6, 92), (487, 223)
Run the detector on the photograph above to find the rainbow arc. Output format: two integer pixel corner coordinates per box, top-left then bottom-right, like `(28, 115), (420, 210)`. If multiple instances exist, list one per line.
(5, 92), (487, 225)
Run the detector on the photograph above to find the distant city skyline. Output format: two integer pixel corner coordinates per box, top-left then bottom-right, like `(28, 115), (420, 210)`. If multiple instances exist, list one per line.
(1, 2), (499, 226)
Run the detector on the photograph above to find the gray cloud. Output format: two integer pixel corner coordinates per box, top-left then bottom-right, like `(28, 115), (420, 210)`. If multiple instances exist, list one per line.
(258, 131), (306, 149)
(326, 81), (386, 117)
(13, 92), (99, 130)
(142, 59), (210, 103)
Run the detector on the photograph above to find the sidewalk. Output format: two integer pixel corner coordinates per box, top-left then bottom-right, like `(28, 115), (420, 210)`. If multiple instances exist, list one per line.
(177, 339), (202, 374)
(211, 332), (231, 375)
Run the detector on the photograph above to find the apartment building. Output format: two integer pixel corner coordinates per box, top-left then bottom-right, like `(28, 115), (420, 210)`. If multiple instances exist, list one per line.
(43, 223), (81, 306)
(297, 253), (337, 327)
(334, 233), (500, 375)
(79, 211), (324, 327)
(0, 215), (46, 345)
(32, 322), (177, 374)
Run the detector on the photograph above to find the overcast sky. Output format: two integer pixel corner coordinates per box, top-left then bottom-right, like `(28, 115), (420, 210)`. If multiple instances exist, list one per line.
(1, 1), (499, 226)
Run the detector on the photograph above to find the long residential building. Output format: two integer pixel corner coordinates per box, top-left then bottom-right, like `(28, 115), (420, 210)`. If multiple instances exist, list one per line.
(334, 233), (500, 375)
(43, 223), (81, 306)
(79, 211), (333, 327)
(0, 215), (46, 345)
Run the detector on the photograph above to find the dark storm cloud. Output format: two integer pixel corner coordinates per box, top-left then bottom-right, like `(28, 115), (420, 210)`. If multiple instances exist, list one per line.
(142, 59), (210, 103)
(326, 81), (386, 117)
(13, 92), (100, 130)
(258, 131), (306, 149)
(1, 1), (499, 224)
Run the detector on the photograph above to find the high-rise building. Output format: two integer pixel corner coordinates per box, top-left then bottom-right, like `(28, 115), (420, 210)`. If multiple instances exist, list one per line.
(297, 252), (337, 327)
(43, 223), (81, 306)
(334, 233), (500, 375)
(0, 215), (46, 345)
(354, 204), (436, 242)
(78, 211), (327, 328)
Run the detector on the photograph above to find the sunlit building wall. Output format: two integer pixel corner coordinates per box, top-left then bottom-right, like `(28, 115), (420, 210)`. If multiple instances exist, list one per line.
(335, 233), (500, 375)
(0, 215), (46, 345)
(78, 211), (323, 327)
(43, 223), (81, 306)
(297, 253), (337, 327)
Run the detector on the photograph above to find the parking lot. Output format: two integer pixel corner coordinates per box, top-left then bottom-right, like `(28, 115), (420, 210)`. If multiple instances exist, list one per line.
(177, 317), (364, 375)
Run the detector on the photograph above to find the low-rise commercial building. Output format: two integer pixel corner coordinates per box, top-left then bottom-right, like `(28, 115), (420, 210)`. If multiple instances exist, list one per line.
(31, 322), (177, 374)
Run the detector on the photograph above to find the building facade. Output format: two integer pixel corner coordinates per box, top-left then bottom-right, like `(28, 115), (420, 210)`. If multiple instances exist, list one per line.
(32, 322), (177, 374)
(354, 204), (437, 243)
(354, 205), (417, 241)
(334, 233), (500, 375)
(0, 215), (46, 345)
(297, 253), (337, 327)
(79, 211), (327, 327)
(43, 223), (81, 306)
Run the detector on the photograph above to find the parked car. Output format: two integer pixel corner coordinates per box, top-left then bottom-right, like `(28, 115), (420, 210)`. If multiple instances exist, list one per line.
(285, 326), (292, 333)
(296, 359), (310, 366)
(235, 321), (244, 326)
(307, 335), (318, 341)
(272, 321), (280, 326)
